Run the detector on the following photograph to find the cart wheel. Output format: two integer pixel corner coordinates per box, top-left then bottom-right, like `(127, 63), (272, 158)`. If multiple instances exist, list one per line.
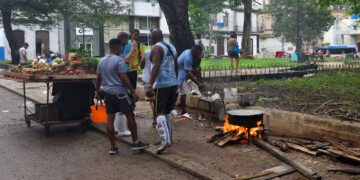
(80, 122), (88, 132)
(26, 120), (31, 127)
(44, 126), (50, 137)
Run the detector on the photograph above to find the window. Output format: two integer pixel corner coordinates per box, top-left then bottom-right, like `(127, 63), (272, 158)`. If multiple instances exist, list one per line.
(223, 12), (229, 27)
(79, 43), (92, 55)
(135, 17), (159, 30)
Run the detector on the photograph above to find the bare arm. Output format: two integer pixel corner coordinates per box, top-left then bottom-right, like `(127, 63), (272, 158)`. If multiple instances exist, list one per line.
(140, 52), (146, 70)
(119, 72), (138, 102)
(21, 49), (27, 61)
(146, 45), (163, 97)
(124, 41), (137, 63)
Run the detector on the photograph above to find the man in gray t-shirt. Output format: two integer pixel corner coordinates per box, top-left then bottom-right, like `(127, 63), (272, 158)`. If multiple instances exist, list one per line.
(96, 38), (149, 155)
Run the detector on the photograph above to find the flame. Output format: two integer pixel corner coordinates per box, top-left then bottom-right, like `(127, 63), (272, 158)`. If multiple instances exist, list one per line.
(223, 115), (262, 139)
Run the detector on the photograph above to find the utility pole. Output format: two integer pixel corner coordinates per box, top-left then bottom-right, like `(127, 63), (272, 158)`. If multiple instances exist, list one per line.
(295, 1), (303, 62)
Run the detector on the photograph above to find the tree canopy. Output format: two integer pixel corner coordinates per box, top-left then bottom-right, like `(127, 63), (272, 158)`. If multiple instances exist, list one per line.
(266, 0), (335, 45)
(188, 0), (224, 35)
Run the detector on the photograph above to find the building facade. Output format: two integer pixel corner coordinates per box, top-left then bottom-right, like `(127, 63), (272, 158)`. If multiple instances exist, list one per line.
(202, 2), (262, 57)
(0, 23), (65, 61)
(0, 0), (170, 60)
(323, 5), (360, 51)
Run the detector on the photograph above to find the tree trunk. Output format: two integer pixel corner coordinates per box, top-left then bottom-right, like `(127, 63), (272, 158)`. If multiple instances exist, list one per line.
(98, 23), (105, 57)
(158, 0), (194, 54)
(1, 8), (19, 64)
(241, 0), (252, 58)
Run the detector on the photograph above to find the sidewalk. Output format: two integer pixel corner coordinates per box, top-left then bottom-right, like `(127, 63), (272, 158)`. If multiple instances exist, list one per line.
(0, 73), (357, 180)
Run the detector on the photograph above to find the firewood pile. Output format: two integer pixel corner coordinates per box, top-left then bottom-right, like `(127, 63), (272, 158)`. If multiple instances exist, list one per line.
(207, 126), (260, 147)
(265, 134), (360, 164)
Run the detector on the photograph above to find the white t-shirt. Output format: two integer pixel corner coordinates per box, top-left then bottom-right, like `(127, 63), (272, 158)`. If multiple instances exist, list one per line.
(142, 50), (152, 84)
(19, 47), (27, 63)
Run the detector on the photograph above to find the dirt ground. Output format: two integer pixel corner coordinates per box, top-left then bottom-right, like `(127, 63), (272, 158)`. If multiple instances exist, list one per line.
(132, 102), (360, 180)
(0, 87), (198, 180)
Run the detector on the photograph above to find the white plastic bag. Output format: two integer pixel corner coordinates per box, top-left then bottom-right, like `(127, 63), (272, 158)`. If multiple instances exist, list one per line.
(114, 113), (131, 136)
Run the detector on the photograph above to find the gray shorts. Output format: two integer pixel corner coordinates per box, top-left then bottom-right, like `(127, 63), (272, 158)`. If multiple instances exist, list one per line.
(178, 82), (189, 96)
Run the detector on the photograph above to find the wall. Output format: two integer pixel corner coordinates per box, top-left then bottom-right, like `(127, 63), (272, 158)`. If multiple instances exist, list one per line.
(259, 37), (295, 58)
(2, 23), (65, 60)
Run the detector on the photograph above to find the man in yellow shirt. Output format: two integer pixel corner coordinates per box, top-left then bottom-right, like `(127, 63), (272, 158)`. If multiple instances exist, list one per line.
(122, 29), (144, 89)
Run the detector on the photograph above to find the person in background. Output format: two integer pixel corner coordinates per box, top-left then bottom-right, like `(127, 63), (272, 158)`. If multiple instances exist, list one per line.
(122, 29), (144, 90)
(176, 45), (203, 120)
(227, 33), (240, 72)
(96, 38), (149, 155)
(19, 43), (29, 64)
(140, 37), (156, 128)
(195, 34), (202, 47)
(146, 29), (178, 154)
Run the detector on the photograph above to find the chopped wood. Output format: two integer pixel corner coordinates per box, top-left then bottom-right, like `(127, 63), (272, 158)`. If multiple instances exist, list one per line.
(268, 140), (289, 152)
(230, 134), (242, 143)
(253, 138), (321, 180)
(287, 142), (319, 156)
(328, 168), (360, 175)
(308, 142), (330, 150)
(207, 132), (224, 143)
(328, 148), (360, 163)
(215, 126), (223, 132)
(317, 149), (339, 158)
(263, 169), (296, 180)
(215, 131), (237, 147)
(235, 171), (273, 180)
(324, 137), (360, 156)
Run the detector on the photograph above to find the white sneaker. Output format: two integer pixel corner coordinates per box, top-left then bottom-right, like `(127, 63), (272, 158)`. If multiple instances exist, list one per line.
(170, 109), (178, 116)
(117, 130), (131, 136)
(180, 113), (192, 119)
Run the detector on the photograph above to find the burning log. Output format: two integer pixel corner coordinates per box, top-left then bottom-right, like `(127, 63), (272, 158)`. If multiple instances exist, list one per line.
(215, 131), (237, 147)
(253, 138), (321, 180)
(207, 132), (224, 143)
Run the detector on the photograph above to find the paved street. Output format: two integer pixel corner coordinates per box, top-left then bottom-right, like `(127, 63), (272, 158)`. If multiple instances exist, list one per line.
(0, 87), (197, 180)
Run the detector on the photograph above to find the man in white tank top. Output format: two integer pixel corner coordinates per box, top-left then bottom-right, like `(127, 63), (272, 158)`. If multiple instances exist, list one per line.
(19, 43), (29, 64)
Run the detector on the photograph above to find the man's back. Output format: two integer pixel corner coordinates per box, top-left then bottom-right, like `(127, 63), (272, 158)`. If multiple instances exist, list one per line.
(177, 49), (193, 86)
(153, 41), (177, 89)
(227, 38), (236, 51)
(97, 54), (127, 95)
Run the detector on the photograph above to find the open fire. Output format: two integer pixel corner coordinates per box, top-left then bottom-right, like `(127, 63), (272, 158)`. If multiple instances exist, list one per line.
(223, 114), (262, 139)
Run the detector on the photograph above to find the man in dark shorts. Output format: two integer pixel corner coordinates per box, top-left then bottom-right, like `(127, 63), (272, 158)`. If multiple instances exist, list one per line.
(96, 38), (149, 155)
(227, 33), (240, 72)
(145, 29), (178, 154)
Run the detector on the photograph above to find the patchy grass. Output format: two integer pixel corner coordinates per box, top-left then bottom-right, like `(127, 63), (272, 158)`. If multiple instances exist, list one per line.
(200, 57), (360, 70)
(0, 60), (12, 64)
(212, 70), (360, 121)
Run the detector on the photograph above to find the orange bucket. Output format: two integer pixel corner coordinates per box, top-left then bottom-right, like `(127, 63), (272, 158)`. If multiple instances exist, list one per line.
(90, 101), (107, 123)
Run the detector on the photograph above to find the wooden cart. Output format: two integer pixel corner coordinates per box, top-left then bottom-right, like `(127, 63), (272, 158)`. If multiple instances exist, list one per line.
(3, 71), (96, 136)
